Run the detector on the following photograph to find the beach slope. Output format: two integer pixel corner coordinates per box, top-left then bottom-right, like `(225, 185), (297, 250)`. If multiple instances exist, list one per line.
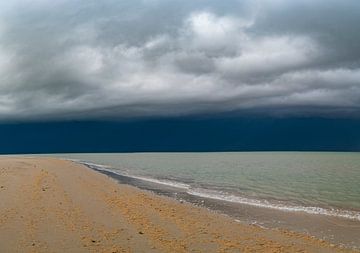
(0, 157), (356, 253)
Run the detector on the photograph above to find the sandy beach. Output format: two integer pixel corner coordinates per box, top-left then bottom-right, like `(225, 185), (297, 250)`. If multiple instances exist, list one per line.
(0, 157), (357, 253)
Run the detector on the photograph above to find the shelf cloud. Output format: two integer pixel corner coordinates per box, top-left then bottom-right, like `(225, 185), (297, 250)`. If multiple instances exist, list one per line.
(0, 0), (360, 120)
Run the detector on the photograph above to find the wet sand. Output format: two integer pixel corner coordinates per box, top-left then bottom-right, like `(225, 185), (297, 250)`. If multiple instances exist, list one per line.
(0, 157), (358, 253)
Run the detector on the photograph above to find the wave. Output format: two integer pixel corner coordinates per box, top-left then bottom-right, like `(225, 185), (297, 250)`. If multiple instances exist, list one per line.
(187, 188), (360, 221)
(75, 160), (360, 222)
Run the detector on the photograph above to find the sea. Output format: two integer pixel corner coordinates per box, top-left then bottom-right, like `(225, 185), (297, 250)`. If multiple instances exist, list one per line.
(45, 152), (360, 248)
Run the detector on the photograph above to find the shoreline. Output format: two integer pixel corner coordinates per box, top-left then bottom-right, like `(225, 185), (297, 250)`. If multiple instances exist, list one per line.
(80, 160), (360, 220)
(0, 156), (358, 252)
(79, 160), (360, 249)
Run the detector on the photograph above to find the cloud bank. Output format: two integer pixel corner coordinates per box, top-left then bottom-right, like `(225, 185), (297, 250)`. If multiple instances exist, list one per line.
(0, 0), (360, 120)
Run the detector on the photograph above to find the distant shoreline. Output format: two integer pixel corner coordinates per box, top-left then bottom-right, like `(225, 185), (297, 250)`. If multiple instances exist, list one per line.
(2, 150), (360, 156)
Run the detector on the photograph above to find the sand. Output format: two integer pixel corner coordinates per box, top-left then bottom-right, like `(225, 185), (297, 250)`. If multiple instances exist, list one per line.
(0, 157), (357, 253)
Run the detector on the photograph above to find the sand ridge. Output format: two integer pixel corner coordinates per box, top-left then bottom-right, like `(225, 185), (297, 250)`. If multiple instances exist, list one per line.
(0, 157), (357, 253)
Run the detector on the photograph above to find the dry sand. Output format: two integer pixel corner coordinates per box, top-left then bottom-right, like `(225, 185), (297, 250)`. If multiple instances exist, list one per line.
(0, 157), (358, 253)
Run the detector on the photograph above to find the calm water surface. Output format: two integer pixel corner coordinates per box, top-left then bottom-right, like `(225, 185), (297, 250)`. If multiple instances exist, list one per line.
(47, 152), (360, 220)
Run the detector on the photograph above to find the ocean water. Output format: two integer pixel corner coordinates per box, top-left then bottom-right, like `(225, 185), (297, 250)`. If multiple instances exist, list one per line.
(50, 152), (360, 221)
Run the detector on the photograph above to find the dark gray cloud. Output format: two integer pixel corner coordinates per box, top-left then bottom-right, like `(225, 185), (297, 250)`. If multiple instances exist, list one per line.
(0, 0), (360, 120)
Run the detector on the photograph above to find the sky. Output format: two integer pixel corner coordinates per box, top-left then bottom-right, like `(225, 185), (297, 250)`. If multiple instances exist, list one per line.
(0, 0), (360, 152)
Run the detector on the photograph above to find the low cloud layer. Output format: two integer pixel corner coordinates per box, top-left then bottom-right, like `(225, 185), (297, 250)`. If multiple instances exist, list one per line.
(0, 0), (360, 120)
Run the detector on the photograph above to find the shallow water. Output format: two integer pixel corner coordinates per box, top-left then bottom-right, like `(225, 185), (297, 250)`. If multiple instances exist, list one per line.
(37, 152), (360, 248)
(48, 152), (360, 219)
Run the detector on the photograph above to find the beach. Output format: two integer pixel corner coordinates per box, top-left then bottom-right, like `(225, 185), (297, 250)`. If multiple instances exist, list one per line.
(0, 157), (357, 253)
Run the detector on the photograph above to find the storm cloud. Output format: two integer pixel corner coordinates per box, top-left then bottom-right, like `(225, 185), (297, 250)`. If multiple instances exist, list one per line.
(0, 0), (360, 120)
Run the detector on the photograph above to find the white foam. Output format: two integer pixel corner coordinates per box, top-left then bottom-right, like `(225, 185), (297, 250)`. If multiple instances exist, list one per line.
(187, 188), (360, 221)
(124, 175), (191, 190)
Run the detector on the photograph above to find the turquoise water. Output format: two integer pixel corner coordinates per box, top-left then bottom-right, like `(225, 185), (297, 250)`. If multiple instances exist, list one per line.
(49, 152), (360, 220)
